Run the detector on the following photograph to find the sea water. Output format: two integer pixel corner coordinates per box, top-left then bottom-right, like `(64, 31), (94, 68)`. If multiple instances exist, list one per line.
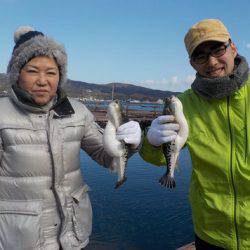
(82, 148), (194, 250)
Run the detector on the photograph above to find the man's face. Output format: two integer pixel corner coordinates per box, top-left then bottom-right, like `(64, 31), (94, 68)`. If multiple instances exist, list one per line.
(190, 41), (237, 78)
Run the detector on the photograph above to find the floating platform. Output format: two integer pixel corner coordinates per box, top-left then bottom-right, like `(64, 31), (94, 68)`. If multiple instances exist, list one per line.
(176, 242), (195, 250)
(91, 108), (161, 129)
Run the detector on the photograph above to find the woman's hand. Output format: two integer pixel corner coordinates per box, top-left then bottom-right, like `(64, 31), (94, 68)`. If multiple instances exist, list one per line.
(116, 121), (141, 149)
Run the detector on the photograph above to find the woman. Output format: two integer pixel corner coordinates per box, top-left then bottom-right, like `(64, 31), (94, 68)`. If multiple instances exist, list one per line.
(0, 26), (141, 250)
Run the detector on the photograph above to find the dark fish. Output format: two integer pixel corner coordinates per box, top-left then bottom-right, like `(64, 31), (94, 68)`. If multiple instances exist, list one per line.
(159, 96), (188, 188)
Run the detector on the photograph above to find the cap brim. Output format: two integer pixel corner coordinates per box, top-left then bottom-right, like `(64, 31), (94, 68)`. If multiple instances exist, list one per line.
(190, 36), (229, 57)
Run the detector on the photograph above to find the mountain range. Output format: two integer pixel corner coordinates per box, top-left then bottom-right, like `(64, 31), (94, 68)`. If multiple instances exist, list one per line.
(0, 73), (178, 101)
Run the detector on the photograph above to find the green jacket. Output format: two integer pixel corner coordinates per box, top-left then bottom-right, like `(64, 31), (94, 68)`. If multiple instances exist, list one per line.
(140, 77), (250, 250)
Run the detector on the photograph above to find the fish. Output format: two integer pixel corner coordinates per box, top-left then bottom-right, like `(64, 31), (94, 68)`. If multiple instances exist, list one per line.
(159, 96), (189, 188)
(103, 100), (129, 189)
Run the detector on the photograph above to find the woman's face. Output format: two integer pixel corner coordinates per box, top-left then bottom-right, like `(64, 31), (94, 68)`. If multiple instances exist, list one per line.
(18, 56), (60, 105)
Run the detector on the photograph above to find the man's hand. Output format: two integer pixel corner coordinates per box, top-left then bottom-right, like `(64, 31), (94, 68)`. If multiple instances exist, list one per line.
(147, 115), (179, 147)
(116, 121), (141, 148)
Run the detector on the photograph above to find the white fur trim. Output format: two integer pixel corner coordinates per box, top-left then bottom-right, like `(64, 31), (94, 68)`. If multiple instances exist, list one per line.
(14, 26), (35, 43)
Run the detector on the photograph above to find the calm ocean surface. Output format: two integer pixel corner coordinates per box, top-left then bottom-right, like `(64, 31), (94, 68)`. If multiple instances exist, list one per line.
(82, 147), (194, 250)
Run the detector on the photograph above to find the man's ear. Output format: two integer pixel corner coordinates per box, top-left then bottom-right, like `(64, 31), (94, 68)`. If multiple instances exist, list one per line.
(190, 59), (196, 71)
(190, 59), (194, 67)
(230, 42), (238, 58)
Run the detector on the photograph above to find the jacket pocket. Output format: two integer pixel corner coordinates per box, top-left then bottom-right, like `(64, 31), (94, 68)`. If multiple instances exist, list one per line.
(71, 184), (92, 245)
(0, 200), (44, 250)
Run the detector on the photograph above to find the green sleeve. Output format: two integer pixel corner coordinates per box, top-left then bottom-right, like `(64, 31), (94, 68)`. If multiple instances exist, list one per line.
(139, 130), (166, 166)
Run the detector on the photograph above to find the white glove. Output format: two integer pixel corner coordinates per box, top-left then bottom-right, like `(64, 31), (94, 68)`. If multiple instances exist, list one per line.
(147, 115), (179, 147)
(116, 121), (141, 148)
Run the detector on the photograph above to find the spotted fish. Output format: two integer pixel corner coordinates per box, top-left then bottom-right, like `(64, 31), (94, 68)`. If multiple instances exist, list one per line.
(159, 96), (188, 188)
(103, 100), (128, 189)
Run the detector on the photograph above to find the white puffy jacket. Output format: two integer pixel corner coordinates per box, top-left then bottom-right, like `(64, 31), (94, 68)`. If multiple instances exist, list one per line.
(0, 89), (113, 250)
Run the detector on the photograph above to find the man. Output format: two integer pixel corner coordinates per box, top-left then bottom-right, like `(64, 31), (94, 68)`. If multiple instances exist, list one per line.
(140, 19), (250, 250)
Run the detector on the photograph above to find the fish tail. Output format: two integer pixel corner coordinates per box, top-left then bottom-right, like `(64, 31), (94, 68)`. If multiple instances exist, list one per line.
(166, 176), (176, 189)
(115, 176), (127, 189)
(159, 173), (176, 189)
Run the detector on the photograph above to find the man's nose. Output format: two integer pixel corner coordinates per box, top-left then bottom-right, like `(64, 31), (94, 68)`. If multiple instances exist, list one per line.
(206, 54), (218, 65)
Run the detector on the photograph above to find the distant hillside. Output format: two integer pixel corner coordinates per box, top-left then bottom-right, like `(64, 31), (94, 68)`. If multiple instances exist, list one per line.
(0, 74), (178, 101)
(65, 80), (179, 101)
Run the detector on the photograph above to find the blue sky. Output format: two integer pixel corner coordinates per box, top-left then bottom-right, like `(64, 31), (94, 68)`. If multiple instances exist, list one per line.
(0, 0), (250, 91)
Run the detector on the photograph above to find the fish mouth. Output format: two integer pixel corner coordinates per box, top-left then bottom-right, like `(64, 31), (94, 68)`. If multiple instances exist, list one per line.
(165, 95), (176, 103)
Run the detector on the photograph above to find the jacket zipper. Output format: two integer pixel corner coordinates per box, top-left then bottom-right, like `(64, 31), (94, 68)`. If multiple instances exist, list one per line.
(46, 112), (65, 234)
(227, 96), (239, 250)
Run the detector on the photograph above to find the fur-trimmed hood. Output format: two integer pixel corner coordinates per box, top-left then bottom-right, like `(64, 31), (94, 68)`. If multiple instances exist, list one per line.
(7, 26), (67, 87)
